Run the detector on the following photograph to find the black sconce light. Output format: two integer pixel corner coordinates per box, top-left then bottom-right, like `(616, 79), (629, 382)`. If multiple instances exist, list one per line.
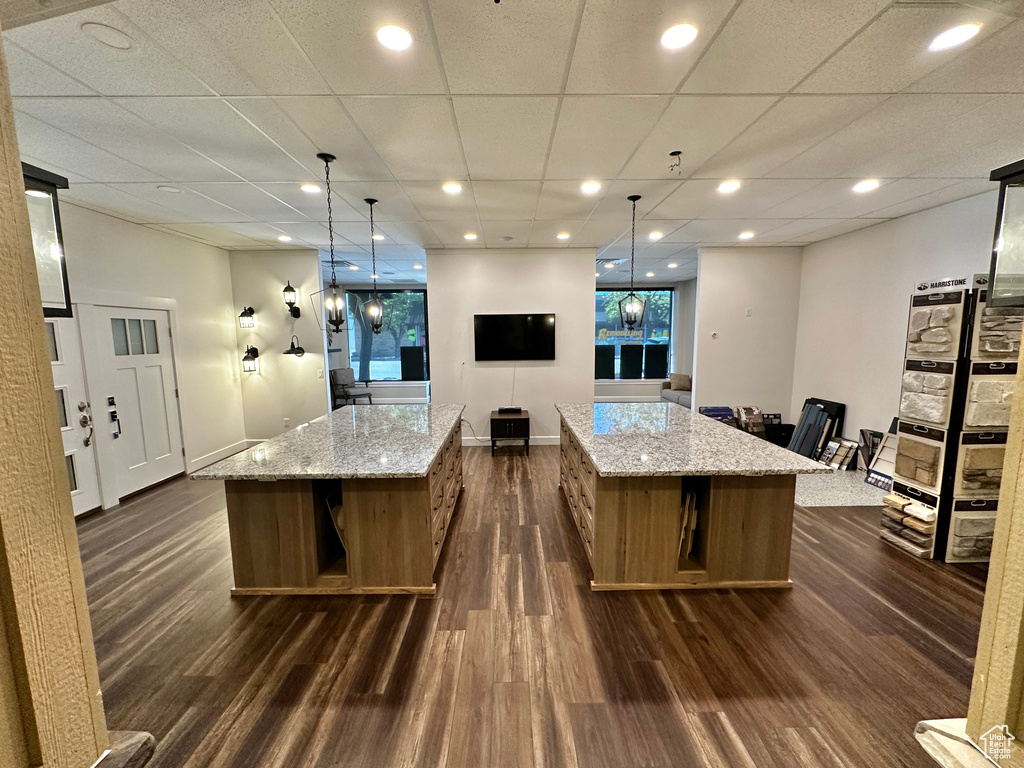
(242, 345), (259, 373)
(238, 306), (256, 329)
(283, 335), (305, 357)
(619, 194), (646, 330)
(283, 281), (301, 318)
(310, 152), (346, 336)
(365, 198), (385, 334)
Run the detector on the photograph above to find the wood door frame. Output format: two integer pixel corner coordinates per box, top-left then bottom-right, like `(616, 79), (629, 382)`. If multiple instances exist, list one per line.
(75, 290), (186, 509)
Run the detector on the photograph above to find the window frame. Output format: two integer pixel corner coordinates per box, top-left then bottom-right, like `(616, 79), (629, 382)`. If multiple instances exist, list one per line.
(23, 163), (72, 319)
(343, 287), (431, 382)
(595, 286), (675, 380)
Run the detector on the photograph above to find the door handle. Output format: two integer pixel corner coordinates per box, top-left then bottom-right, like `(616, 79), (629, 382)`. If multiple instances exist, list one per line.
(112, 418), (121, 439)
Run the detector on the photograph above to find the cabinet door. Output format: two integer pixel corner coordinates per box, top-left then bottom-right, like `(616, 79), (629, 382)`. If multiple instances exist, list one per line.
(509, 418), (530, 438)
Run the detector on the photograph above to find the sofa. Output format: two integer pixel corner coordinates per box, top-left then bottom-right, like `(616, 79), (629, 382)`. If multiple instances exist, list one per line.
(661, 376), (692, 409)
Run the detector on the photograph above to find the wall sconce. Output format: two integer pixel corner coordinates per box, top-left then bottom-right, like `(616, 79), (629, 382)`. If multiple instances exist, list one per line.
(242, 345), (259, 373)
(283, 281), (301, 318)
(283, 335), (305, 357)
(238, 306), (256, 328)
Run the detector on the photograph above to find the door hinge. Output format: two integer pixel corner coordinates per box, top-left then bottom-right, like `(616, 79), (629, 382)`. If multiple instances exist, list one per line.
(175, 389), (179, 398)
(168, 326), (173, 337)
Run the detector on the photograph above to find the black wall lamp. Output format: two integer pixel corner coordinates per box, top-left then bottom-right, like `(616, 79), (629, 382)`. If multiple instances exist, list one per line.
(283, 335), (305, 357)
(283, 281), (301, 318)
(242, 345), (259, 373)
(238, 306), (256, 328)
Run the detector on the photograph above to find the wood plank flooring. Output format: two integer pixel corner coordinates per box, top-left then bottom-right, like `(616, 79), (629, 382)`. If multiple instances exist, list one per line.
(77, 446), (987, 768)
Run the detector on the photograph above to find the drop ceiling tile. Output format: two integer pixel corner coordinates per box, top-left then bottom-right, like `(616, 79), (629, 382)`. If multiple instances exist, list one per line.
(619, 96), (776, 180)
(430, 0), (578, 94)
(15, 96), (237, 182)
(13, 111), (162, 182)
(648, 179), (820, 220)
(906, 19), (1024, 94)
(535, 180), (604, 221)
(112, 97), (308, 181)
(400, 181), (479, 221)
(472, 181), (542, 221)
(567, 0), (733, 94)
(152, 222), (266, 248)
(529, 220), (587, 246)
(116, 0), (331, 96)
(545, 96), (669, 180)
(681, 0), (890, 93)
(2, 41), (96, 96)
(666, 218), (789, 243)
(61, 183), (228, 223)
(424, 220), (486, 247)
(3, 4), (213, 95)
(768, 94), (998, 179)
(89, 182), (253, 222)
(452, 96), (556, 180)
(329, 181), (423, 222)
(588, 180), (685, 223)
(181, 182), (309, 221)
(61, 185), (160, 222)
(480, 220), (533, 247)
(575, 217), (633, 247)
(342, 96), (466, 181)
(809, 178), (962, 218)
(797, 218), (887, 243)
(267, 0), (445, 94)
(698, 95), (885, 179)
(373, 221), (442, 247)
(864, 179), (993, 220)
(266, 221), (334, 246)
(797, 6), (1009, 94)
(253, 182), (366, 222)
(218, 220), (307, 245)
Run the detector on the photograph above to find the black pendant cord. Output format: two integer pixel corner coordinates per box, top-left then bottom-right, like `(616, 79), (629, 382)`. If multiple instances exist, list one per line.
(324, 158), (337, 286)
(630, 196), (637, 294)
(369, 201), (378, 295)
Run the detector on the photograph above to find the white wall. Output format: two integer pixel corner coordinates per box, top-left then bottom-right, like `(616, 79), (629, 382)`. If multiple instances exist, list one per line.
(426, 248), (595, 444)
(60, 203), (246, 472)
(693, 247), (803, 420)
(674, 279), (696, 376)
(229, 249), (328, 440)
(792, 191), (996, 436)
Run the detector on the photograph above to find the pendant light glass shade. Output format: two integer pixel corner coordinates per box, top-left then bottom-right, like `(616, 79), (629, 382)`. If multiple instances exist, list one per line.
(620, 194), (645, 330)
(238, 306), (255, 328)
(242, 345), (259, 373)
(310, 152), (347, 336)
(365, 198), (385, 334)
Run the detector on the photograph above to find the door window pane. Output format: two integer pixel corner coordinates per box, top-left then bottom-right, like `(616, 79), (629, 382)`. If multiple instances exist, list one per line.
(56, 388), (68, 428)
(143, 319), (159, 354)
(65, 453), (78, 492)
(345, 290), (429, 381)
(45, 321), (59, 361)
(128, 319), (144, 355)
(111, 318), (129, 356)
(595, 289), (673, 379)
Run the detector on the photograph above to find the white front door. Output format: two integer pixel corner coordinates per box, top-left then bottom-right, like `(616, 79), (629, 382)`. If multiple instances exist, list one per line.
(93, 306), (185, 498)
(46, 316), (101, 515)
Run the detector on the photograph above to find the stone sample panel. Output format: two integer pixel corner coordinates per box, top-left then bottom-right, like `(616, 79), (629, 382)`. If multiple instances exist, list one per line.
(957, 444), (1005, 496)
(895, 435), (942, 489)
(907, 304), (960, 359)
(976, 305), (1023, 359)
(900, 370), (954, 425)
(949, 511), (996, 560)
(964, 378), (1014, 428)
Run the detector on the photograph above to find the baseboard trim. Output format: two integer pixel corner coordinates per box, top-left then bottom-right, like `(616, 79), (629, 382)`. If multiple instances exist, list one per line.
(188, 441), (247, 472)
(594, 395), (662, 403)
(462, 436), (559, 447)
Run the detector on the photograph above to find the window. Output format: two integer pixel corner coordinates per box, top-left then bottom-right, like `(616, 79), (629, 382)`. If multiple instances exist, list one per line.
(45, 321), (59, 361)
(595, 289), (673, 379)
(346, 290), (429, 381)
(111, 317), (160, 356)
(56, 388), (69, 428)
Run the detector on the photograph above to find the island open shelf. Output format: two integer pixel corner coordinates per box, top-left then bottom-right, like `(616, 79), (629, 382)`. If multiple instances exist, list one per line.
(557, 402), (827, 591)
(194, 404), (465, 596)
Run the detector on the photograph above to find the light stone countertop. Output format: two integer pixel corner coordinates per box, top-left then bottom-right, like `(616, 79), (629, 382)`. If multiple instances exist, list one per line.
(556, 402), (831, 477)
(192, 404), (465, 481)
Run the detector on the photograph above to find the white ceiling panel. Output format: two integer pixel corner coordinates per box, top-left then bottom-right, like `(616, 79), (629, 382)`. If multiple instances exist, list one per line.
(566, 0), (733, 94)
(400, 180), (479, 221)
(452, 96), (556, 180)
(698, 95), (885, 180)
(648, 178), (820, 221)
(264, 221), (333, 246)
(472, 181), (542, 221)
(3, 4), (212, 95)
(791, 218), (887, 243)
(87, 181), (254, 222)
(218, 220), (304, 245)
(343, 96), (466, 181)
(528, 220), (587, 246)
(116, 0), (331, 97)
(152, 222), (267, 248)
(665, 218), (795, 244)
(329, 181), (424, 223)
(864, 180), (994, 220)
(373, 221), (442, 247)
(797, 6), (1009, 94)
(619, 96), (776, 180)
(181, 182), (309, 221)
(480, 220), (533, 247)
(430, 0), (578, 94)
(575, 217), (634, 247)
(15, 96), (237, 181)
(3, 40), (96, 95)
(61, 182), (214, 223)
(764, 178), (961, 220)
(267, 0), (445, 95)
(535, 180), (604, 221)
(545, 96), (669, 180)
(905, 19), (1024, 94)
(425, 220), (487, 247)
(681, 0), (891, 93)
(587, 179), (685, 222)
(253, 182), (366, 222)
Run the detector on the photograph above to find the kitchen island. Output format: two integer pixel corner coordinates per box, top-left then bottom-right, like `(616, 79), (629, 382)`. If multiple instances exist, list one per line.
(193, 403), (465, 596)
(556, 402), (828, 591)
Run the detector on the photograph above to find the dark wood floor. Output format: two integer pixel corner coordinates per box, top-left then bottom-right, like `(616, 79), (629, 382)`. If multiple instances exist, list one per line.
(77, 446), (987, 768)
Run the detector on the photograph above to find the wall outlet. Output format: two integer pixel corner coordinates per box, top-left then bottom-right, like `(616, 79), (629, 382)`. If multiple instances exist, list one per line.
(317, 369), (324, 379)
(283, 417), (290, 429)
(745, 307), (752, 317)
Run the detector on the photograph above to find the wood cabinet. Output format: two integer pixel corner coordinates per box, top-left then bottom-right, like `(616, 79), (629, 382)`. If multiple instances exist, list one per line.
(224, 419), (464, 596)
(559, 416), (796, 591)
(491, 409), (530, 454)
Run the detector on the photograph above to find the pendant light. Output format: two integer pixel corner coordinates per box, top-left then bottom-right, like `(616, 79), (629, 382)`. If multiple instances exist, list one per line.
(619, 194), (646, 330)
(242, 345), (259, 373)
(364, 198), (384, 334)
(283, 335), (305, 357)
(310, 152), (346, 335)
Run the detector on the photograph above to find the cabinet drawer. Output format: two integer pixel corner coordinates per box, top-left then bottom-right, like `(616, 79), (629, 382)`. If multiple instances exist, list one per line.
(566, 459), (580, 493)
(429, 450), (445, 490)
(578, 451), (596, 492)
(431, 483), (446, 527)
(578, 482), (596, 528)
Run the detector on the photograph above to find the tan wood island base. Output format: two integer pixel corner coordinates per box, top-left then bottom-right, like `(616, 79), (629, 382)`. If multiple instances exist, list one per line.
(194, 404), (464, 595)
(556, 402), (827, 590)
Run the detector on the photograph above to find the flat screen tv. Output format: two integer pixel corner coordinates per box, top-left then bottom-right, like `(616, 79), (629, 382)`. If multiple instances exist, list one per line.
(474, 313), (556, 361)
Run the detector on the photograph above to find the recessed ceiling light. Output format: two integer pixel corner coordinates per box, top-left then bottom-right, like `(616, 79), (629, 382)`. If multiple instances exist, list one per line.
(301, 184), (321, 194)
(717, 180), (741, 194)
(581, 181), (602, 195)
(660, 23), (698, 50)
(646, 272), (655, 277)
(464, 233), (477, 241)
(595, 272), (600, 277)
(156, 185), (181, 193)
(277, 235), (293, 242)
(371, 274), (379, 279)
(853, 179), (881, 194)
(81, 22), (134, 51)
(738, 231), (755, 240)
(667, 262), (678, 268)
(557, 232), (570, 240)
(377, 25), (412, 51)
(25, 189), (49, 198)
(649, 231), (663, 241)
(372, 234), (385, 241)
(604, 262), (615, 269)
(442, 182), (462, 195)
(413, 264), (423, 269)
(929, 23), (980, 52)
(349, 264), (359, 270)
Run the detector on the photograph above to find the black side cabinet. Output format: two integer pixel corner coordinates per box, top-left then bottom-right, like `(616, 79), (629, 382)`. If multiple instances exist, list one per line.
(490, 410), (530, 455)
